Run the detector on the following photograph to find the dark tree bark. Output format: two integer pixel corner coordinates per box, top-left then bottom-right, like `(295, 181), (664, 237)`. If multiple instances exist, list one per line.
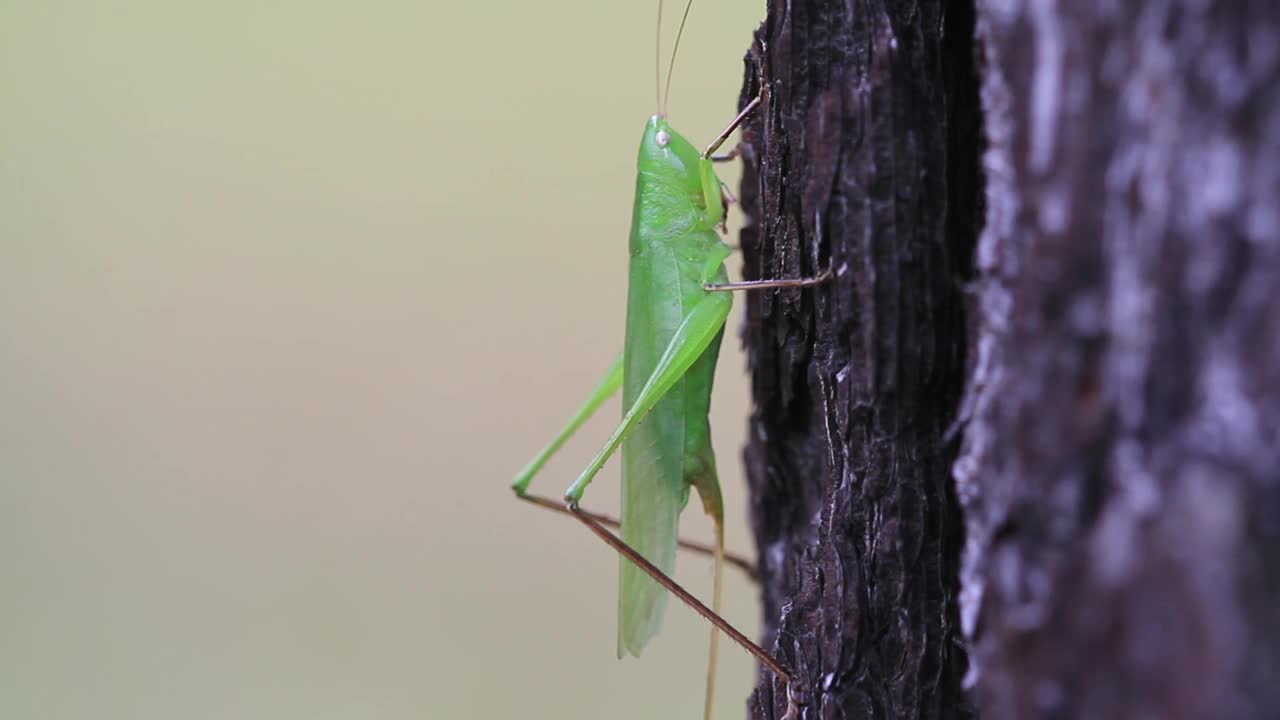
(736, 1), (1280, 719)
(956, 3), (1280, 720)
(735, 1), (979, 718)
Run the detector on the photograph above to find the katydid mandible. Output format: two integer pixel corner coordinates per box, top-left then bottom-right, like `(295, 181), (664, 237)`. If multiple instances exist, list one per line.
(510, 2), (828, 717)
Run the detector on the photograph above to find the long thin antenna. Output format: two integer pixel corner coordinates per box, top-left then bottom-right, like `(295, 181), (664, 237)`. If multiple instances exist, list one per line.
(655, 0), (665, 114)
(662, 0), (696, 116)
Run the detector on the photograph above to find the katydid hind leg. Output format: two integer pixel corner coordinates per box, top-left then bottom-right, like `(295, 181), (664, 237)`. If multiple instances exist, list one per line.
(509, 346), (751, 566)
(566, 505), (792, 684)
(554, 292), (771, 666)
(511, 353), (623, 496)
(513, 491), (792, 711)
(562, 291), (733, 504)
(563, 292), (734, 662)
(520, 494), (791, 715)
(513, 491), (757, 581)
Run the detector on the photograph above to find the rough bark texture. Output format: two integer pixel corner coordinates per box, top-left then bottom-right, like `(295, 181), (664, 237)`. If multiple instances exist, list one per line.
(956, 2), (1280, 719)
(735, 1), (979, 718)
(737, 0), (1280, 719)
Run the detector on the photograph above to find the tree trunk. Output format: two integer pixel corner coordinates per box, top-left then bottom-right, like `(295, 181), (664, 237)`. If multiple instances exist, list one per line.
(736, 1), (978, 717)
(736, 1), (1280, 719)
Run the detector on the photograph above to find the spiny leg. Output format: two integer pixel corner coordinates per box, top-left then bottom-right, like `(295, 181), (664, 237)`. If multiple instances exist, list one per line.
(513, 491), (757, 581)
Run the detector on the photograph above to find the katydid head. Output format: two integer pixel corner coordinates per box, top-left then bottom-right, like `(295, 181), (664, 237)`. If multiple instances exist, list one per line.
(643, 0), (725, 229)
(640, 115), (704, 186)
(636, 115), (724, 231)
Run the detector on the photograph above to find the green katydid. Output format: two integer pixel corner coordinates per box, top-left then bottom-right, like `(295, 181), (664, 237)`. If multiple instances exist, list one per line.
(510, 2), (828, 717)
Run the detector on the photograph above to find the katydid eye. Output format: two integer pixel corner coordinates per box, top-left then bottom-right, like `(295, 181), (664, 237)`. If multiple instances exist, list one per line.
(655, 130), (671, 147)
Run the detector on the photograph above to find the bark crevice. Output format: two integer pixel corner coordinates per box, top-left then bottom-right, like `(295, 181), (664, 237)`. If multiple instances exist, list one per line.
(736, 2), (980, 717)
(736, 1), (1280, 719)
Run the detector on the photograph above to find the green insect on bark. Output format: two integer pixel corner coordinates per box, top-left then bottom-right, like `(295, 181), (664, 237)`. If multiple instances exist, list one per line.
(510, 3), (828, 719)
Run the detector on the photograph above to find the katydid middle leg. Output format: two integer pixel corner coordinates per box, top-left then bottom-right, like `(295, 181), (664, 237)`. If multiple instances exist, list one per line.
(704, 266), (834, 292)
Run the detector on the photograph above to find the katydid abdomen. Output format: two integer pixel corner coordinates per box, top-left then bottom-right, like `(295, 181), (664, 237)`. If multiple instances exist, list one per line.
(619, 173), (729, 655)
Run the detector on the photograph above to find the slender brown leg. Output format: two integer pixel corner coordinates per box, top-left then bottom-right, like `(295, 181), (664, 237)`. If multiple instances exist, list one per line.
(703, 94), (763, 159)
(516, 491), (793, 689)
(704, 266), (834, 292)
(566, 503), (800, 719)
(710, 144), (742, 163)
(720, 181), (739, 209)
(514, 493), (800, 718)
(562, 501), (792, 684)
(716, 182), (739, 235)
(515, 492), (757, 581)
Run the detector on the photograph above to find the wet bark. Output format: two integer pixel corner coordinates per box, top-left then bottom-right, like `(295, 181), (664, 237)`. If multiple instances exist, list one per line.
(736, 0), (1280, 719)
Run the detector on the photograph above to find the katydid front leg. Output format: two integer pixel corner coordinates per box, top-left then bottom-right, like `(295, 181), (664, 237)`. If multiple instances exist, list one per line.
(702, 94), (762, 159)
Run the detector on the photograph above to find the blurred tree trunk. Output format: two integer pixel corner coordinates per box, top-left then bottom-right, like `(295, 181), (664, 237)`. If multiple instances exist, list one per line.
(735, 1), (1280, 719)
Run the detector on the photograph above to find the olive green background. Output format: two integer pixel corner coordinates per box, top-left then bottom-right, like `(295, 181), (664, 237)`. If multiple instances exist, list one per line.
(2, 2), (768, 719)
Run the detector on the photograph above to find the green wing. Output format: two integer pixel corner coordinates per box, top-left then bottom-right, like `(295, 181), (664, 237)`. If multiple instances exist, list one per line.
(618, 333), (727, 659)
(616, 253), (731, 657)
(618, 385), (685, 657)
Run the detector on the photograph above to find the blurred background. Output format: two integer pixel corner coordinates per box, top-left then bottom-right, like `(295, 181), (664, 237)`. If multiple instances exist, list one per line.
(1, 2), (766, 718)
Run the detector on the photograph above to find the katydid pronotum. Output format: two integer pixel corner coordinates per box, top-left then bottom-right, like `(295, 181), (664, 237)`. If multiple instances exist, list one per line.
(510, 2), (828, 717)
